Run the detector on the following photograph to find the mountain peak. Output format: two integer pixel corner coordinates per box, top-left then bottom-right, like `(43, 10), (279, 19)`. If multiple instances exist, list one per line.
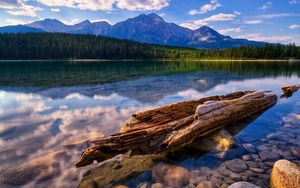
(74, 20), (91, 27)
(133, 13), (165, 23)
(147, 13), (165, 22)
(197, 26), (214, 32)
(195, 26), (222, 37)
(43, 19), (63, 24)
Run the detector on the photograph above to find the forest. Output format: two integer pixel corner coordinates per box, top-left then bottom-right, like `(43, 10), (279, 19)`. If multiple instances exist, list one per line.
(0, 33), (299, 60)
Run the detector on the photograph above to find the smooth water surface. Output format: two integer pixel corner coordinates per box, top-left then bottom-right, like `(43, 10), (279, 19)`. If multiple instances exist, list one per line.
(0, 61), (299, 188)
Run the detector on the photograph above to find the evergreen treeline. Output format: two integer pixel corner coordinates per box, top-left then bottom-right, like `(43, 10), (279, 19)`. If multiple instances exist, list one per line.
(0, 33), (299, 60)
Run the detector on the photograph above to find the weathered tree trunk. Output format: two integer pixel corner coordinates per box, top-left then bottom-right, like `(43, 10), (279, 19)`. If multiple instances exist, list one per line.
(281, 85), (300, 99)
(76, 90), (277, 167)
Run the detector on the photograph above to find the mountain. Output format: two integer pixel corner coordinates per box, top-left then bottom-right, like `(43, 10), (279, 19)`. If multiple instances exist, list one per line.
(0, 13), (266, 49)
(0, 25), (44, 33)
(27, 19), (69, 32)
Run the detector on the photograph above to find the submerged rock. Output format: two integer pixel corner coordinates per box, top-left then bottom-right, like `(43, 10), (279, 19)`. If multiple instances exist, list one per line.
(228, 181), (260, 188)
(270, 160), (300, 188)
(242, 143), (257, 153)
(113, 185), (129, 188)
(80, 154), (162, 188)
(196, 181), (217, 188)
(224, 159), (248, 173)
(291, 148), (300, 158)
(152, 163), (190, 188)
(259, 151), (280, 161)
(151, 183), (164, 188)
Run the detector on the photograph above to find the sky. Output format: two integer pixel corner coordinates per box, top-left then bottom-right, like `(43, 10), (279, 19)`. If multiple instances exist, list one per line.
(0, 0), (300, 44)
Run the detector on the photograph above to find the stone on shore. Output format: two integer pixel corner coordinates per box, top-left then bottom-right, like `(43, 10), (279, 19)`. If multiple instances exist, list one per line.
(196, 181), (217, 188)
(228, 181), (260, 188)
(152, 163), (190, 188)
(151, 183), (164, 188)
(270, 160), (300, 188)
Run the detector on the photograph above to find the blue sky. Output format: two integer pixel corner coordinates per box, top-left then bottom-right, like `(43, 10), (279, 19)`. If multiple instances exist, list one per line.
(0, 0), (300, 44)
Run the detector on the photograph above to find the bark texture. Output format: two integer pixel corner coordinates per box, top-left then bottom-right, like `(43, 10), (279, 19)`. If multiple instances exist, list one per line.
(76, 90), (277, 167)
(281, 85), (300, 99)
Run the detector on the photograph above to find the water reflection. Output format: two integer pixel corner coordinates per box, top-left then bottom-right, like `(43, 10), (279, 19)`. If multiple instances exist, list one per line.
(0, 61), (299, 187)
(0, 60), (299, 88)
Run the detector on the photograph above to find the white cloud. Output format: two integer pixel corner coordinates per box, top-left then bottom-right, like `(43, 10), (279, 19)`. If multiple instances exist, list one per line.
(189, 0), (221, 15)
(289, 24), (300, 29)
(289, 0), (299, 4)
(218, 27), (242, 35)
(50, 8), (60, 12)
(256, 13), (297, 19)
(35, 0), (169, 11)
(260, 1), (272, 10)
(116, 0), (169, 11)
(244, 20), (263, 24)
(61, 19), (80, 25)
(35, 0), (114, 11)
(0, 0), (42, 17)
(236, 33), (300, 44)
(181, 13), (237, 29)
(180, 22), (199, 30)
(233, 11), (241, 15)
(159, 13), (166, 17)
(5, 19), (27, 25)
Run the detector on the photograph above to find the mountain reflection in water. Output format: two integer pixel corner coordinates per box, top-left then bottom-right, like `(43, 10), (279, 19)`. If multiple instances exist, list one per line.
(0, 60), (299, 187)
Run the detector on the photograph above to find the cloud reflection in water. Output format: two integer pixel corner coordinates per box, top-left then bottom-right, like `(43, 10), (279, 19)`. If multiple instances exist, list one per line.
(0, 75), (299, 187)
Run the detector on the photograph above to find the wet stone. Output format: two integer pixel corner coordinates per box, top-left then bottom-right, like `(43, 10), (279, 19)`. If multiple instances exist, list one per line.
(259, 151), (280, 161)
(224, 178), (235, 185)
(229, 172), (242, 181)
(220, 183), (229, 188)
(266, 133), (287, 141)
(257, 179), (268, 188)
(257, 174), (270, 180)
(246, 161), (258, 168)
(249, 167), (264, 173)
(224, 159), (248, 173)
(291, 147), (300, 158)
(265, 161), (275, 167)
(152, 163), (190, 188)
(198, 167), (213, 177)
(251, 154), (259, 160)
(270, 159), (300, 188)
(196, 181), (217, 188)
(137, 182), (150, 188)
(242, 154), (252, 161)
(228, 181), (260, 188)
(257, 145), (270, 151)
(189, 176), (207, 185)
(151, 183), (164, 188)
(242, 144), (257, 153)
(219, 167), (232, 177)
(114, 185), (129, 188)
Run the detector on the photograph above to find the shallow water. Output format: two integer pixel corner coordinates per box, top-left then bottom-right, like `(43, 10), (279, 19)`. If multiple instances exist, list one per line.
(0, 61), (299, 188)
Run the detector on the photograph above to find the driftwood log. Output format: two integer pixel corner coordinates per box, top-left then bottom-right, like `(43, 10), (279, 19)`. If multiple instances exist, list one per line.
(281, 85), (300, 99)
(76, 90), (277, 167)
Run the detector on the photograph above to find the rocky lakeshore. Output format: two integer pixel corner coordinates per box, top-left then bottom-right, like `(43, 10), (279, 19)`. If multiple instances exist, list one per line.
(80, 112), (300, 188)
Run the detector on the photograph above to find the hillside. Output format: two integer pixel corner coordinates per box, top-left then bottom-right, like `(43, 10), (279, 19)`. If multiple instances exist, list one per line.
(0, 33), (298, 60)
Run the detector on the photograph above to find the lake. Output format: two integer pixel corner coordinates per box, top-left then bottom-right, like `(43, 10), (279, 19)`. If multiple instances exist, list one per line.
(0, 60), (299, 188)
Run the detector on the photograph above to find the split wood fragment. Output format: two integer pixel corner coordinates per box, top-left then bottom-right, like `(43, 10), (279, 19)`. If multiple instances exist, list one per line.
(281, 85), (300, 99)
